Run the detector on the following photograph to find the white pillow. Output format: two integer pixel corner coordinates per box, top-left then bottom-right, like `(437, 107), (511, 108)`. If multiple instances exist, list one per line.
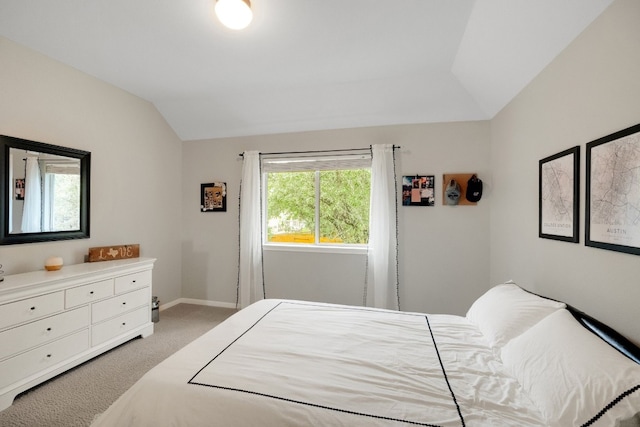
(466, 282), (565, 348)
(501, 309), (640, 427)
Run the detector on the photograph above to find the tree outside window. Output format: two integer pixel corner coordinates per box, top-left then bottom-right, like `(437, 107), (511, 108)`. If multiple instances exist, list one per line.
(265, 168), (370, 245)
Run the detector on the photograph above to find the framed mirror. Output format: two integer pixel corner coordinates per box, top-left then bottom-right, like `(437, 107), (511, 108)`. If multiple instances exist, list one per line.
(0, 135), (90, 245)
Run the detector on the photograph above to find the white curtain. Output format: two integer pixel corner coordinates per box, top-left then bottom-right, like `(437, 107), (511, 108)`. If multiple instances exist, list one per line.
(21, 157), (42, 233)
(366, 144), (399, 310)
(238, 151), (264, 309)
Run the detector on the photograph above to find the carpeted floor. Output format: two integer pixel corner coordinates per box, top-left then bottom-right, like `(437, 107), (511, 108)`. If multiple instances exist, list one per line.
(0, 303), (236, 427)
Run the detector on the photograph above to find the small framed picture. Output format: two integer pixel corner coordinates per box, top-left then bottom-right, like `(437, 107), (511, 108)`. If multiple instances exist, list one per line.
(15, 178), (25, 200)
(402, 175), (435, 206)
(201, 182), (227, 212)
(539, 146), (580, 243)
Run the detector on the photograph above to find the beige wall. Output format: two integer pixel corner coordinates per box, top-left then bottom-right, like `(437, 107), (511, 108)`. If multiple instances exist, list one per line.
(182, 121), (491, 315)
(0, 37), (183, 305)
(0, 34), (491, 317)
(2, 0), (637, 345)
(490, 0), (640, 344)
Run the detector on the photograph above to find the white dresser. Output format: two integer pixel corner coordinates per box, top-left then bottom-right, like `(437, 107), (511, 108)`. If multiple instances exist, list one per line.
(0, 257), (155, 411)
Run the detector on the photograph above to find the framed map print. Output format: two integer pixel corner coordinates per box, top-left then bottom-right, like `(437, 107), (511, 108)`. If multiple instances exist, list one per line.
(586, 123), (640, 255)
(539, 146), (580, 242)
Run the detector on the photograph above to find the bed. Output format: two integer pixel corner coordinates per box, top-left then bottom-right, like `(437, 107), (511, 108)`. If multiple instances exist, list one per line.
(91, 283), (640, 427)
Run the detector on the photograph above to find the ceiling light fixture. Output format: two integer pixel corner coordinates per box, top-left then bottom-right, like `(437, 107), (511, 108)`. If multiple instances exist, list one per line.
(215, 0), (253, 30)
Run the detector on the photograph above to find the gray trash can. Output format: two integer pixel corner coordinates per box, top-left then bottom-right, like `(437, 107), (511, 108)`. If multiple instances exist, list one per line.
(151, 296), (159, 322)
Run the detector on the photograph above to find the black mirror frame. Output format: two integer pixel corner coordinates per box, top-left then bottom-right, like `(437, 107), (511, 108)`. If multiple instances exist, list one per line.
(0, 135), (90, 245)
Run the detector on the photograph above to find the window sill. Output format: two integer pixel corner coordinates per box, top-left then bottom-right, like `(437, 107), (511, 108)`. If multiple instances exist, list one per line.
(263, 243), (367, 255)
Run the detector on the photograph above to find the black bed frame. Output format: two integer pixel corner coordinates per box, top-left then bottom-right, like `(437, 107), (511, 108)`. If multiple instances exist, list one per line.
(526, 289), (640, 365)
(566, 303), (640, 365)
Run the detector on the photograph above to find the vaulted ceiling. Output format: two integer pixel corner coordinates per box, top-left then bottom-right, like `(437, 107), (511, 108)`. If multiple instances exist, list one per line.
(0, 0), (613, 141)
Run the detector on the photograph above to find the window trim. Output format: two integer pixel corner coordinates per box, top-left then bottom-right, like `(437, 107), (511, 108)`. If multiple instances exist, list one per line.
(263, 242), (368, 255)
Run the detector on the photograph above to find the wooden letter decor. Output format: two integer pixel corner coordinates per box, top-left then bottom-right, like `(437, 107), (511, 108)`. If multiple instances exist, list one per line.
(88, 244), (140, 262)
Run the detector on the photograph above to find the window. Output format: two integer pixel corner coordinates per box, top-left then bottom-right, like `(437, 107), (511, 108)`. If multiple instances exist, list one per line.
(42, 161), (81, 232)
(263, 153), (371, 246)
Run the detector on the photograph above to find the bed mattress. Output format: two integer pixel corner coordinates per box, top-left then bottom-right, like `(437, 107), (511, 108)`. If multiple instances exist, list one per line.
(91, 299), (545, 426)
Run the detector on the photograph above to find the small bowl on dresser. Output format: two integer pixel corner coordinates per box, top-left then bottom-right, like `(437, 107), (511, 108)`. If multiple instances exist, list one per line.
(44, 257), (64, 271)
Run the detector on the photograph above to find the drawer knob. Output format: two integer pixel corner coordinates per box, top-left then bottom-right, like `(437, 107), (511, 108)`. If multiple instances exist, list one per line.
(90, 291), (94, 295)
(132, 280), (136, 284)
(46, 354), (52, 358)
(122, 302), (127, 305)
(122, 322), (126, 326)
(46, 327), (52, 332)
(30, 306), (36, 311)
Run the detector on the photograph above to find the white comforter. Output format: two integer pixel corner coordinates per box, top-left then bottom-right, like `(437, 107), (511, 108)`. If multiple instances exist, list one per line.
(91, 300), (545, 426)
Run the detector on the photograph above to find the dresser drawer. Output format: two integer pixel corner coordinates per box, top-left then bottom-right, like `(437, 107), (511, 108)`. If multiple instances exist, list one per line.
(0, 329), (89, 390)
(114, 270), (151, 294)
(91, 287), (149, 324)
(65, 279), (114, 308)
(0, 292), (65, 331)
(91, 306), (149, 346)
(0, 306), (90, 360)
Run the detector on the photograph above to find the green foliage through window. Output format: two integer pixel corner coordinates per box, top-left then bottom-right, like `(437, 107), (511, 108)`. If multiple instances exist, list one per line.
(266, 169), (370, 244)
(50, 173), (80, 231)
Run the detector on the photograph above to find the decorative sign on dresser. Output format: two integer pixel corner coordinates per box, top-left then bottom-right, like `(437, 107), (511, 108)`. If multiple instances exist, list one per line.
(0, 257), (155, 411)
(87, 244), (140, 262)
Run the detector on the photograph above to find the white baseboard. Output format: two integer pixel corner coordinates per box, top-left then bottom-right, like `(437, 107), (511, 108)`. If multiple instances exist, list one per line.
(159, 298), (237, 311)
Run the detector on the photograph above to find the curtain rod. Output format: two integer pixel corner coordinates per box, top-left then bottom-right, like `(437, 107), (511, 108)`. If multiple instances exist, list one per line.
(238, 145), (400, 157)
